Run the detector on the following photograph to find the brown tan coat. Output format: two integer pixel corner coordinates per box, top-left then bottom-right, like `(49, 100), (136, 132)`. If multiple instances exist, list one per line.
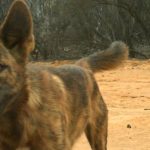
(0, 0), (128, 150)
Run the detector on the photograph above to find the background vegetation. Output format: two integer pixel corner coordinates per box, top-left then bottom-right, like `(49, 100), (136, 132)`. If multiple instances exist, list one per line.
(0, 0), (150, 60)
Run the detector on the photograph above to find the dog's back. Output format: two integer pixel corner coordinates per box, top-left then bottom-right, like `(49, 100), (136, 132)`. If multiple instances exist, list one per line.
(0, 0), (128, 150)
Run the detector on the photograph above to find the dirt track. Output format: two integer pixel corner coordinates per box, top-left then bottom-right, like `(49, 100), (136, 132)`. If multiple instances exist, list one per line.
(72, 60), (150, 150)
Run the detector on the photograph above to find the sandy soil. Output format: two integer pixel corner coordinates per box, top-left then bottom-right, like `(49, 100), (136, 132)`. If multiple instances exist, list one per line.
(72, 60), (150, 150)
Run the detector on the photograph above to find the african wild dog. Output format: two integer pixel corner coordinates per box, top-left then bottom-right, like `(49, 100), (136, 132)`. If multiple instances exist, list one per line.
(0, 0), (128, 149)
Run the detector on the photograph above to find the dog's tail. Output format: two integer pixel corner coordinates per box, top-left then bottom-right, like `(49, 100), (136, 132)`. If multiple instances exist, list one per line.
(76, 41), (128, 73)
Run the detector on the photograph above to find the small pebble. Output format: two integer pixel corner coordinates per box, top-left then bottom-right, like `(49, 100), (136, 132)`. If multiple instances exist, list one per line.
(127, 124), (132, 128)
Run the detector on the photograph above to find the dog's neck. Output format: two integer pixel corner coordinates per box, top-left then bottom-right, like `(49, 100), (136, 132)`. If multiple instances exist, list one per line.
(0, 82), (29, 148)
(4, 81), (29, 113)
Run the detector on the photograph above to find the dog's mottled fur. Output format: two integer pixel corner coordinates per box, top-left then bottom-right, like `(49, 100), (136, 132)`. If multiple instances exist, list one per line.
(0, 0), (128, 150)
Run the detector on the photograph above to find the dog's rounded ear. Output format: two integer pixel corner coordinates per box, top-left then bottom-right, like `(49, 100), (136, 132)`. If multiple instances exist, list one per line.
(0, 0), (35, 62)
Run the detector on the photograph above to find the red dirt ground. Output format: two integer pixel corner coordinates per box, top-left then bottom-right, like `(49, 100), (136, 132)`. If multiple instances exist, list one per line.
(72, 60), (150, 150)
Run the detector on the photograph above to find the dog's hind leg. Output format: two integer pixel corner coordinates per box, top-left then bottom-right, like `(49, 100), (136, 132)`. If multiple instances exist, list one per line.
(85, 89), (108, 150)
